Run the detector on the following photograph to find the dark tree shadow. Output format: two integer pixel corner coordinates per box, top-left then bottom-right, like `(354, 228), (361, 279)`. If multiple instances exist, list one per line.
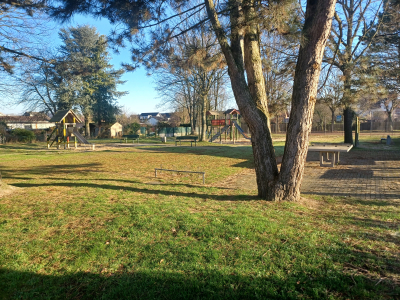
(1, 260), (398, 300)
(0, 163), (103, 179)
(12, 181), (257, 202)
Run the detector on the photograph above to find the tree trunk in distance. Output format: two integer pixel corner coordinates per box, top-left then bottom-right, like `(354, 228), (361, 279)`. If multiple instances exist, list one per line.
(331, 109), (335, 132)
(387, 110), (393, 132)
(342, 65), (353, 143)
(84, 114), (90, 137)
(200, 94), (207, 141)
(343, 107), (353, 143)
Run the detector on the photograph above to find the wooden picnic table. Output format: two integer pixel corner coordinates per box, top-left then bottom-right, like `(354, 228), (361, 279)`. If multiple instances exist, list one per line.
(308, 143), (353, 167)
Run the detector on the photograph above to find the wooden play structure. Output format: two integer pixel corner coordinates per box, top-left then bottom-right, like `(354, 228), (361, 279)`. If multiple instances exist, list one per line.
(47, 110), (92, 149)
(207, 109), (250, 143)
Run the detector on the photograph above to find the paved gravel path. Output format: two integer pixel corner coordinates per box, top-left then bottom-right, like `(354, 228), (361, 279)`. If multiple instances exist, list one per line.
(228, 149), (400, 200)
(302, 150), (400, 200)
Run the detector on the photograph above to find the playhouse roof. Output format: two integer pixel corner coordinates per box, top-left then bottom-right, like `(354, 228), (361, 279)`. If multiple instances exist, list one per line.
(49, 109), (82, 123)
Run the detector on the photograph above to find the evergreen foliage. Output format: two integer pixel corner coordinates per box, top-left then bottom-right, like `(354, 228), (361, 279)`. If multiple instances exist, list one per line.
(55, 25), (126, 134)
(124, 122), (140, 134)
(0, 0), (49, 73)
(11, 128), (36, 142)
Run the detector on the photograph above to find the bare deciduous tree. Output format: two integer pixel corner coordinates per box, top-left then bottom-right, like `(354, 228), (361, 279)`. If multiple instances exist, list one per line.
(325, 0), (386, 143)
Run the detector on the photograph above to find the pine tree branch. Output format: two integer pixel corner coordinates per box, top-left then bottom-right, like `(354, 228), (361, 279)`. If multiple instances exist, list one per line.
(0, 45), (46, 62)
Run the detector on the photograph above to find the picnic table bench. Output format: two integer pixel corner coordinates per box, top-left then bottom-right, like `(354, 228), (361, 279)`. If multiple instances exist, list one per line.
(175, 136), (198, 147)
(121, 134), (140, 143)
(308, 143), (353, 167)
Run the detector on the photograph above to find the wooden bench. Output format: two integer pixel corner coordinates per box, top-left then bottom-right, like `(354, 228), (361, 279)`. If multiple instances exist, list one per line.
(121, 134), (140, 143)
(175, 136), (198, 147)
(308, 143), (353, 167)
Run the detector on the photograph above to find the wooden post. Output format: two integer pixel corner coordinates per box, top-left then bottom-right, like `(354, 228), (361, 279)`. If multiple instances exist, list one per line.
(235, 115), (238, 140)
(224, 114), (227, 141)
(62, 118), (66, 149)
(56, 124), (59, 149)
(355, 117), (359, 147)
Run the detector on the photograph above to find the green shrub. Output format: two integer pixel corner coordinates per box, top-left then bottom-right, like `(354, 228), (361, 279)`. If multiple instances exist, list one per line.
(124, 122), (141, 134)
(11, 128), (36, 142)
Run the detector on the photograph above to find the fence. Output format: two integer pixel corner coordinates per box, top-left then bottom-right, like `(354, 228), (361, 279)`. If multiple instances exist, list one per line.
(270, 121), (400, 133)
(140, 119), (400, 138)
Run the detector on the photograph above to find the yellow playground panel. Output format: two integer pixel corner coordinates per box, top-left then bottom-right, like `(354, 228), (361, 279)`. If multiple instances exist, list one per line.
(47, 109), (91, 149)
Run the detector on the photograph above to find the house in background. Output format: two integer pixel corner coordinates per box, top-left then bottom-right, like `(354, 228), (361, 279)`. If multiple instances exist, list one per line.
(110, 122), (123, 137)
(0, 112), (55, 130)
(94, 122), (123, 138)
(139, 112), (162, 122)
(139, 112), (172, 126)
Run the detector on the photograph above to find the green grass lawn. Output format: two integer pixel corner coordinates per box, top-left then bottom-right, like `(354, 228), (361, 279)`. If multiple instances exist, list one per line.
(0, 138), (399, 299)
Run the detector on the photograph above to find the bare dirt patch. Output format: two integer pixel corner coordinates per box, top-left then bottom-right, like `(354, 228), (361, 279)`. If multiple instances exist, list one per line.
(0, 183), (20, 198)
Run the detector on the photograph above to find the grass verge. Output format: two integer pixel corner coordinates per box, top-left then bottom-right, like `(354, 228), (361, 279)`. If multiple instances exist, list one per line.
(0, 140), (398, 299)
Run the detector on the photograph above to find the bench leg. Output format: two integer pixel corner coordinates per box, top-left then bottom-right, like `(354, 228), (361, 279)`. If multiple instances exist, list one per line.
(335, 151), (340, 164)
(320, 151), (336, 167)
(330, 152), (335, 167)
(319, 151), (324, 167)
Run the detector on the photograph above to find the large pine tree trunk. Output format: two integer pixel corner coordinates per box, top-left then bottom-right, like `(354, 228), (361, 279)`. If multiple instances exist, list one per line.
(205, 0), (336, 201)
(275, 0), (336, 201)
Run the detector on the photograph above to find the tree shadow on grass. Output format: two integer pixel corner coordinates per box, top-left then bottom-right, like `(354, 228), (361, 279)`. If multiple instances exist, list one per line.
(138, 145), (285, 169)
(12, 181), (257, 202)
(0, 163), (103, 179)
(139, 146), (257, 167)
(342, 198), (400, 207)
(0, 143), (44, 151)
(1, 262), (398, 300)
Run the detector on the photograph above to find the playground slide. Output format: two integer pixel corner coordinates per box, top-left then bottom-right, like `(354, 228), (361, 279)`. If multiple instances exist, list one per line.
(73, 129), (91, 144)
(209, 125), (230, 142)
(231, 121), (251, 140)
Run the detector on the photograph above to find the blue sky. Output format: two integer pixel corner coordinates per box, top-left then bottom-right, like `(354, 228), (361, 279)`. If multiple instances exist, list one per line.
(2, 14), (161, 116)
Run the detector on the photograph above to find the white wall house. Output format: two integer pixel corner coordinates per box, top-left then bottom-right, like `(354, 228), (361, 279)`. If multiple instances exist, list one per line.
(0, 114), (55, 130)
(139, 112), (162, 122)
(139, 112), (172, 126)
(146, 117), (159, 126)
